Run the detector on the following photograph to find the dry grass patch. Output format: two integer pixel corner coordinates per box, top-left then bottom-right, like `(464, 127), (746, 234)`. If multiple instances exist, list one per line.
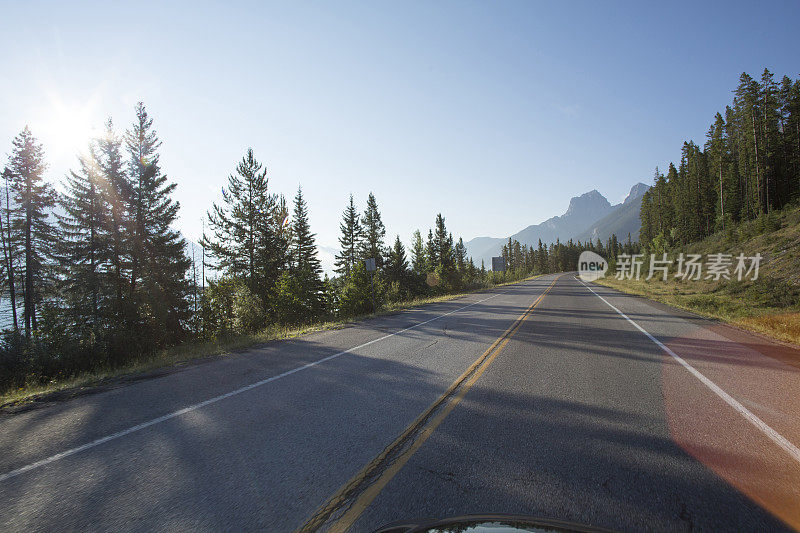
(735, 313), (800, 346)
(596, 276), (800, 346)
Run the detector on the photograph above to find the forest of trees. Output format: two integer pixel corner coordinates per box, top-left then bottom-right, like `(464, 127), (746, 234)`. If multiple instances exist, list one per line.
(0, 104), (193, 389)
(0, 102), (607, 394)
(640, 69), (800, 251)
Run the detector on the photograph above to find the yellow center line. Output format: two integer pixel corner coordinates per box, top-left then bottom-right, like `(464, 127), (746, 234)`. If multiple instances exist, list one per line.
(296, 274), (563, 533)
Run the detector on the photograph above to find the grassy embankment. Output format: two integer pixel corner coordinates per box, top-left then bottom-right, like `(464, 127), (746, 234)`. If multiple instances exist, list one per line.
(1, 275), (539, 408)
(595, 204), (800, 346)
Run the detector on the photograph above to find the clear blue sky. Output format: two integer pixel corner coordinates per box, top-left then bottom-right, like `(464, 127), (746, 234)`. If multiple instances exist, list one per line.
(2, 1), (798, 257)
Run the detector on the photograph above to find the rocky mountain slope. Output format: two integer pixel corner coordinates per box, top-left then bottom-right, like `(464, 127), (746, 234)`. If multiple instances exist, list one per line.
(465, 182), (649, 267)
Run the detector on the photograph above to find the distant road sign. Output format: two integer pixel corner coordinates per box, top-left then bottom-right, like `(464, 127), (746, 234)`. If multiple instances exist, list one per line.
(492, 256), (506, 272)
(365, 258), (376, 272)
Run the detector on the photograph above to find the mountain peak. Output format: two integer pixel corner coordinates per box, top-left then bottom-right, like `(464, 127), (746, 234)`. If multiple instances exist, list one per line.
(564, 189), (611, 218)
(464, 181), (646, 267)
(624, 182), (650, 204)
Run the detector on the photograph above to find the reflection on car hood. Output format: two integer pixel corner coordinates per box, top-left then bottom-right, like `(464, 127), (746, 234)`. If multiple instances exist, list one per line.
(373, 514), (618, 533)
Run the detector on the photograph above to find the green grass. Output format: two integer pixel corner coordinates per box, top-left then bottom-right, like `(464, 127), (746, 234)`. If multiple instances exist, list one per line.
(0, 275), (540, 409)
(595, 204), (800, 346)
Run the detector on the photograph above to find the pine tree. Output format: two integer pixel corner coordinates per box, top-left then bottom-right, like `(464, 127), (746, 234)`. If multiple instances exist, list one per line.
(410, 229), (426, 275)
(7, 127), (56, 336)
(778, 76), (798, 202)
(432, 214), (454, 271)
(57, 142), (111, 334)
(190, 245), (199, 334)
(425, 229), (435, 268)
(537, 238), (547, 273)
(0, 169), (18, 331)
(125, 103), (190, 344)
(780, 78), (800, 200)
(733, 72), (763, 217)
(359, 192), (387, 269)
(761, 68), (780, 212)
(385, 235), (408, 285)
(203, 148), (287, 309)
(512, 240), (523, 271)
(95, 118), (131, 321)
(289, 186), (324, 318)
(639, 69), (800, 247)
(454, 237), (467, 271)
(705, 113), (731, 230)
(259, 189), (292, 300)
(466, 257), (477, 282)
(432, 214), (456, 289)
(334, 194), (362, 278)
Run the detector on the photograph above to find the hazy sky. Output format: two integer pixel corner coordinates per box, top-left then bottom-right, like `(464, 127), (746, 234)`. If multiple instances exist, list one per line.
(1, 1), (798, 253)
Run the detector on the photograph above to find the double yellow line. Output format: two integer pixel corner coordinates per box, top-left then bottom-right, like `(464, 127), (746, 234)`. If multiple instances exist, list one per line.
(297, 275), (562, 533)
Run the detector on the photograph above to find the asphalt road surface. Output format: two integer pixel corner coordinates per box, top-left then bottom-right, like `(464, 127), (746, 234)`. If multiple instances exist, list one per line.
(1, 274), (799, 532)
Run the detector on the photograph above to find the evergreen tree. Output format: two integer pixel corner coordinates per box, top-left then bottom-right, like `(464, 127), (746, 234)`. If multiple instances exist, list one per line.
(454, 237), (467, 271)
(432, 214), (454, 270)
(733, 72), (763, 217)
(203, 148), (287, 311)
(262, 192), (292, 297)
(410, 229), (426, 275)
(385, 235), (409, 285)
(639, 69), (800, 250)
(334, 194), (362, 278)
(779, 77), (800, 200)
(288, 186), (324, 318)
(761, 68), (780, 212)
(512, 240), (523, 271)
(125, 103), (190, 344)
(425, 229), (435, 268)
(57, 142), (111, 334)
(359, 192), (387, 269)
(7, 127), (56, 336)
(95, 118), (131, 321)
(705, 113), (734, 230)
(0, 169), (18, 331)
(537, 239), (547, 273)
(466, 257), (477, 284)
(432, 214), (456, 288)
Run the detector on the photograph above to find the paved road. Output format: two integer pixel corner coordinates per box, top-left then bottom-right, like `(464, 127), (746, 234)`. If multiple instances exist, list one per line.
(1, 274), (798, 531)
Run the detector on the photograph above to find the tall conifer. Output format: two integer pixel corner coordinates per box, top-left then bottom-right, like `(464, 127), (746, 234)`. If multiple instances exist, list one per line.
(7, 127), (56, 336)
(334, 194), (362, 277)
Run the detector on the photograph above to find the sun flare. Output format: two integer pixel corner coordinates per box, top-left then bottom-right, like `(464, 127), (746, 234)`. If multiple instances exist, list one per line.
(38, 95), (101, 158)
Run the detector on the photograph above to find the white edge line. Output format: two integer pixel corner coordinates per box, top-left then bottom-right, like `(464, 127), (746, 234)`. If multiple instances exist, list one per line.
(578, 278), (800, 464)
(0, 278), (544, 483)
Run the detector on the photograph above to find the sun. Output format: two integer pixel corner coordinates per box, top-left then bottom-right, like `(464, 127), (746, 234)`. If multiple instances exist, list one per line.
(37, 94), (102, 160)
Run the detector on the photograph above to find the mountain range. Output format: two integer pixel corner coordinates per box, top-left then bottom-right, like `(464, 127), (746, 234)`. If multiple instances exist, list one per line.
(465, 182), (650, 267)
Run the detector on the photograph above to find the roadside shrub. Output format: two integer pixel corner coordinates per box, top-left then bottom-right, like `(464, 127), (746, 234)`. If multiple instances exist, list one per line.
(755, 212), (781, 234)
(0, 331), (28, 392)
(338, 263), (382, 317)
(386, 280), (411, 303)
(232, 284), (265, 332)
(723, 224), (740, 246)
(202, 277), (239, 335)
(650, 232), (669, 257)
(273, 272), (309, 325)
(742, 277), (800, 309)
